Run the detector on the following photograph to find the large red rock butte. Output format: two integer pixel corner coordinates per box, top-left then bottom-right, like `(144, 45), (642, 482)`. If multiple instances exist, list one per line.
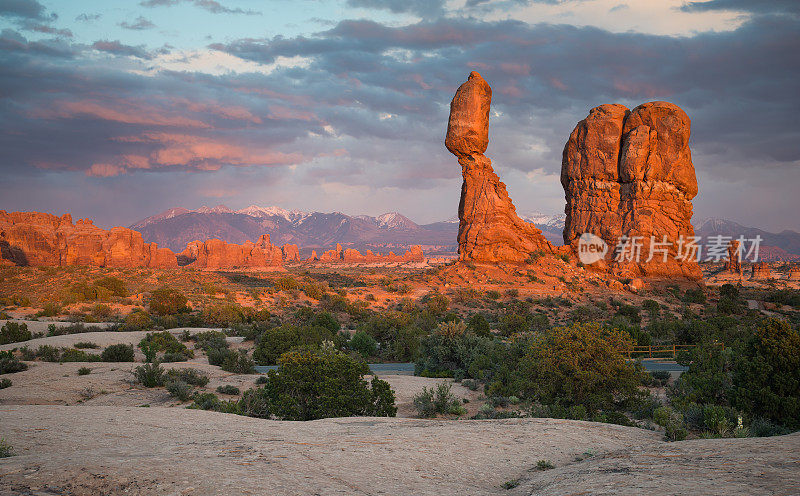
(0, 210), (425, 269)
(445, 71), (553, 263)
(561, 101), (701, 280)
(724, 240), (742, 276)
(0, 211), (176, 268)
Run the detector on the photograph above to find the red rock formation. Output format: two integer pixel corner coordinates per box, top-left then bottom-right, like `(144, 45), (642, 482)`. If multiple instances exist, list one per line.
(750, 262), (772, 281)
(724, 240), (742, 276)
(313, 244), (425, 264)
(788, 265), (800, 281)
(561, 102), (701, 280)
(0, 210), (177, 268)
(445, 72), (553, 263)
(178, 234), (283, 268)
(307, 250), (318, 262)
(281, 244), (300, 262)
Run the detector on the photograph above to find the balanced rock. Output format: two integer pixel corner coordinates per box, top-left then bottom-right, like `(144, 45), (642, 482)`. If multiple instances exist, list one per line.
(750, 261), (772, 281)
(0, 210), (177, 268)
(561, 101), (701, 280)
(446, 72), (553, 262)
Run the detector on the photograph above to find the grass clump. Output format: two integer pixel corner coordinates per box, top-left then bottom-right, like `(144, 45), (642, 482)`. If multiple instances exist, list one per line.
(77, 367), (92, 376)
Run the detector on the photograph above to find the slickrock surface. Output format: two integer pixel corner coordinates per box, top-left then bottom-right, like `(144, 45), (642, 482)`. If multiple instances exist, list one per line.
(561, 102), (701, 280)
(1, 406), (796, 496)
(445, 72), (553, 263)
(0, 211), (176, 268)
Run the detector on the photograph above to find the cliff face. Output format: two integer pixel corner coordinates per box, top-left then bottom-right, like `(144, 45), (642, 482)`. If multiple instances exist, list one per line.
(0, 211), (177, 268)
(445, 72), (553, 262)
(561, 101), (701, 280)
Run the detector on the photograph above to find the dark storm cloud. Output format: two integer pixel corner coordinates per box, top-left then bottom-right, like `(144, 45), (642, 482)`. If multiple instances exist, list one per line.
(139, 0), (260, 15)
(346, 0), (446, 18)
(681, 0), (800, 15)
(0, 0), (54, 21)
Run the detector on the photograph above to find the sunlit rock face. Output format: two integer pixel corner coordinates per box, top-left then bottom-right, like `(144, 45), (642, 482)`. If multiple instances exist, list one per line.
(0, 210), (177, 268)
(446, 71), (553, 263)
(562, 101), (701, 280)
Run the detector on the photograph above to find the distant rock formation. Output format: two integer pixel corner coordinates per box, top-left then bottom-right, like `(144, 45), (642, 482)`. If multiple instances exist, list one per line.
(561, 101), (701, 280)
(724, 240), (742, 276)
(315, 243), (424, 264)
(750, 261), (772, 281)
(0, 211), (177, 268)
(788, 265), (800, 281)
(281, 244), (300, 262)
(177, 235), (284, 268)
(445, 71), (553, 263)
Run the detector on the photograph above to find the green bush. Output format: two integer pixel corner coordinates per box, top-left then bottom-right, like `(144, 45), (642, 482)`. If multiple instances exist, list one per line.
(0, 439), (13, 458)
(415, 331), (505, 381)
(512, 323), (646, 414)
(253, 324), (334, 365)
(148, 287), (189, 316)
(221, 350), (255, 374)
(349, 331), (377, 358)
(0, 351), (28, 374)
(134, 362), (165, 387)
(166, 368), (209, 386)
(101, 343), (135, 362)
(201, 304), (245, 326)
(0, 377), (11, 388)
(78, 367), (91, 376)
(35, 345), (60, 362)
(0, 322), (32, 345)
(467, 313), (492, 337)
(95, 276), (128, 297)
(237, 387), (271, 418)
(123, 310), (151, 331)
(74, 341), (99, 349)
(262, 347), (396, 420)
(139, 331), (193, 362)
(217, 385), (240, 395)
(59, 348), (101, 362)
(683, 289), (706, 304)
(413, 382), (463, 418)
(166, 380), (193, 401)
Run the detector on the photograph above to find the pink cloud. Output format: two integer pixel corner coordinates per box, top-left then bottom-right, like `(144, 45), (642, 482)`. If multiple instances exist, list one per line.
(38, 99), (210, 128)
(86, 163), (126, 177)
(169, 97), (263, 123)
(268, 105), (318, 122)
(499, 63), (531, 76)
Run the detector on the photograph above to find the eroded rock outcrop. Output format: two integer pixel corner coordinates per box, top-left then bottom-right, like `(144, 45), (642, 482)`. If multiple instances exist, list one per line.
(724, 240), (742, 276)
(178, 234), (283, 268)
(446, 72), (553, 263)
(315, 244), (425, 264)
(788, 265), (800, 281)
(562, 101), (701, 280)
(0, 211), (177, 268)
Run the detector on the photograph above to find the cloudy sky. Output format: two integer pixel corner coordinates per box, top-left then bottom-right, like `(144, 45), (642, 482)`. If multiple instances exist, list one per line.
(0, 0), (798, 231)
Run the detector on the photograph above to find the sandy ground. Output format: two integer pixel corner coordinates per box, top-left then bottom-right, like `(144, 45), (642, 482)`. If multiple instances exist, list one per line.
(1, 406), (797, 495)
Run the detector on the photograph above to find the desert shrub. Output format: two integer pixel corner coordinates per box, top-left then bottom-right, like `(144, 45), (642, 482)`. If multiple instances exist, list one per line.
(191, 392), (221, 411)
(683, 289), (706, 304)
(101, 343), (135, 362)
(0, 439), (13, 458)
(0, 377), (11, 388)
(648, 370), (671, 387)
(485, 290), (501, 300)
(262, 347), (396, 420)
(615, 304), (642, 325)
(642, 299), (660, 317)
(275, 276), (299, 291)
(462, 379), (480, 391)
(148, 287), (189, 316)
(134, 362), (165, 387)
(253, 324), (334, 365)
(302, 280), (327, 300)
(123, 310), (152, 331)
(729, 318), (800, 429)
(217, 385), (240, 395)
(34, 344), (60, 362)
(95, 276), (128, 297)
(166, 379), (193, 401)
(413, 383), (464, 417)
(467, 313), (492, 337)
(201, 304), (245, 326)
(237, 387), (271, 418)
(348, 331), (377, 358)
(415, 331), (505, 381)
(511, 323), (646, 414)
(166, 368), (209, 386)
(74, 341), (99, 349)
(139, 331), (193, 362)
(0, 351), (28, 374)
(60, 348), (101, 362)
(425, 293), (449, 314)
(161, 352), (190, 362)
(221, 350), (255, 374)
(78, 367), (91, 375)
(0, 322), (32, 345)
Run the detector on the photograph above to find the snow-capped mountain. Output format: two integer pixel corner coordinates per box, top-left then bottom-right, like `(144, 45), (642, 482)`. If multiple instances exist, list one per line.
(236, 205), (309, 223)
